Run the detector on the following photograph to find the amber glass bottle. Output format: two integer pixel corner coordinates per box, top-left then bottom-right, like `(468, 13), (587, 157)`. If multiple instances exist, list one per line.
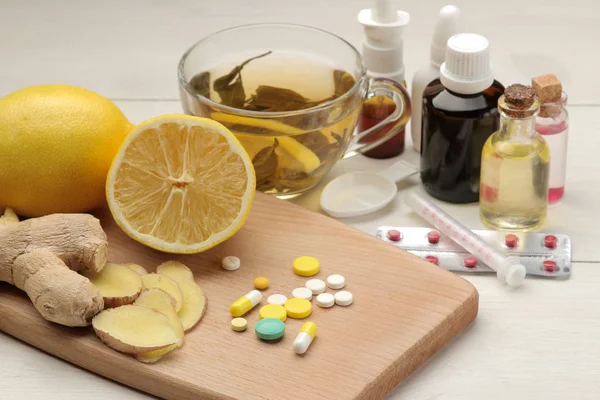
(420, 33), (504, 203)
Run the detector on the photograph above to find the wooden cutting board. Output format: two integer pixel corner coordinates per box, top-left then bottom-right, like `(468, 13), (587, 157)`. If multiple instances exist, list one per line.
(0, 192), (478, 400)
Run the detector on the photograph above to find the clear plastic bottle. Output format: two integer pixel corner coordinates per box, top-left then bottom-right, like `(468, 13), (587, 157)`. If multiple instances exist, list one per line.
(534, 78), (568, 204)
(480, 84), (550, 231)
(420, 33), (504, 203)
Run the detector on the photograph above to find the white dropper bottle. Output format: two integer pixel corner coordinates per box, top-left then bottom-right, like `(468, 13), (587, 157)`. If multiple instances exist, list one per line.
(358, 0), (410, 83)
(410, 5), (461, 152)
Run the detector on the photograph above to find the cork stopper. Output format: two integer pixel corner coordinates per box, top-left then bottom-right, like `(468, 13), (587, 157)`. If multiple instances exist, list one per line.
(532, 74), (563, 117)
(501, 84), (538, 118)
(532, 74), (562, 103)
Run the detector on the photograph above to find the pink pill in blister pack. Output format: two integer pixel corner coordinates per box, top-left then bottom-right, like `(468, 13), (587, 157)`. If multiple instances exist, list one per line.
(375, 226), (571, 279)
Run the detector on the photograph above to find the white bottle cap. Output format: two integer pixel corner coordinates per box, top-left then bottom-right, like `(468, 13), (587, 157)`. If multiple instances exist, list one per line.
(430, 5), (461, 67)
(440, 33), (494, 95)
(358, 0), (410, 82)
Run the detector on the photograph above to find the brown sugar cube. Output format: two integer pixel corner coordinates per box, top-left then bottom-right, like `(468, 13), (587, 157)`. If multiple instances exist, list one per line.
(532, 74), (562, 103)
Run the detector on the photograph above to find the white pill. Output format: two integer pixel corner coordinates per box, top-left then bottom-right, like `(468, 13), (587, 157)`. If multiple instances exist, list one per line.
(305, 279), (326, 295)
(221, 256), (240, 271)
(334, 291), (353, 306)
(327, 274), (345, 289)
(292, 287), (313, 300)
(316, 293), (335, 308)
(267, 294), (288, 305)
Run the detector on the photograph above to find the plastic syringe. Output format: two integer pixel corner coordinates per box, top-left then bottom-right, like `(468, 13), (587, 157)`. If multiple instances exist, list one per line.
(405, 189), (526, 287)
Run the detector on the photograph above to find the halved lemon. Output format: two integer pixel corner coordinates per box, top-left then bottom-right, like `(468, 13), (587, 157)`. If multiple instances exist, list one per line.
(106, 115), (255, 254)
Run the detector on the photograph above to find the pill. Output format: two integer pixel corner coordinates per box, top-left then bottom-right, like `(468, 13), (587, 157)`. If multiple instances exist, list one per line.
(292, 287), (313, 300)
(293, 256), (320, 277)
(259, 304), (287, 322)
(427, 230), (441, 244)
(221, 256), (240, 271)
(229, 289), (262, 317)
(463, 256), (478, 268)
(425, 255), (439, 265)
(544, 235), (558, 249)
(316, 293), (335, 308)
(334, 291), (353, 306)
(543, 260), (557, 273)
(253, 276), (269, 290)
(305, 279), (326, 295)
(231, 317), (247, 332)
(255, 318), (285, 341)
(505, 234), (518, 248)
(387, 229), (401, 241)
(284, 298), (312, 319)
(292, 322), (318, 355)
(326, 274), (346, 289)
(267, 294), (288, 305)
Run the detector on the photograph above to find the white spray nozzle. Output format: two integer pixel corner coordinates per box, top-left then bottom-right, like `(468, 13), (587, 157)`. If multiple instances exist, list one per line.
(405, 189), (526, 288)
(358, 0), (409, 82)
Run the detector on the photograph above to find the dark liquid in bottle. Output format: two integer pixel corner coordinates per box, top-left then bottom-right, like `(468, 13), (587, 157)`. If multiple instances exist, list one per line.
(420, 79), (504, 203)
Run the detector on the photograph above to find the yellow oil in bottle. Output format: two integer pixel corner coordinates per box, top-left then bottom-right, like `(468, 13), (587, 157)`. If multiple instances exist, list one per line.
(479, 84), (550, 231)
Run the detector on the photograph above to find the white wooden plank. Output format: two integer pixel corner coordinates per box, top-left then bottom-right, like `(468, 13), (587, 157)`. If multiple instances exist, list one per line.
(0, 0), (597, 104)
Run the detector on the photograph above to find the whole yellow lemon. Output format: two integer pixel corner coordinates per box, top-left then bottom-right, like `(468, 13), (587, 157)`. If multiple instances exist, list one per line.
(0, 85), (132, 217)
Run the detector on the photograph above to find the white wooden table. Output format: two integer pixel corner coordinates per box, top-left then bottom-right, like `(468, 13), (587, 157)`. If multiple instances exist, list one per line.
(1, 1), (599, 399)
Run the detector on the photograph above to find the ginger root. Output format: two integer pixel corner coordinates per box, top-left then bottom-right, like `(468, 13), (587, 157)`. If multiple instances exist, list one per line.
(0, 207), (19, 224)
(0, 213), (108, 326)
(122, 263), (148, 275)
(82, 263), (143, 308)
(156, 261), (207, 332)
(92, 305), (181, 354)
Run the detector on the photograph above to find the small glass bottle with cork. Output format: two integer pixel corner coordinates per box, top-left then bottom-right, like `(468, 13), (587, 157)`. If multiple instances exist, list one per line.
(479, 84), (550, 231)
(532, 74), (569, 203)
(420, 33), (504, 203)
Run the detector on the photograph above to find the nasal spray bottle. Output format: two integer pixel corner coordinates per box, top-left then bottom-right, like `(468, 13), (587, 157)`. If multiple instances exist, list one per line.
(357, 0), (410, 159)
(410, 5), (461, 153)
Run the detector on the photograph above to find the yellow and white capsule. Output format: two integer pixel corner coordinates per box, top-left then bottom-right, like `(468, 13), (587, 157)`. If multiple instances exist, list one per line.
(292, 322), (317, 354)
(230, 290), (262, 317)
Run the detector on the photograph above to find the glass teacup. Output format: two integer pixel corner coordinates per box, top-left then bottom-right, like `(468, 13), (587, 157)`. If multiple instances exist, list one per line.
(178, 23), (410, 198)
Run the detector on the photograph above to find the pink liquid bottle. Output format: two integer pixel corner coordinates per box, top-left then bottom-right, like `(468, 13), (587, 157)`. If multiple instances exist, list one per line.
(533, 74), (568, 203)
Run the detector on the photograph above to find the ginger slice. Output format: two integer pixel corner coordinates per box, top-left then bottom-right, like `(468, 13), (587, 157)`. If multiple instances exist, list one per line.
(92, 305), (180, 354)
(134, 288), (185, 363)
(121, 263), (148, 275)
(0, 207), (19, 225)
(82, 263), (143, 308)
(141, 274), (183, 312)
(156, 261), (207, 332)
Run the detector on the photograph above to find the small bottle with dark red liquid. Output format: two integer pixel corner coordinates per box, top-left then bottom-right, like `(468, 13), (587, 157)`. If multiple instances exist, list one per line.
(532, 74), (569, 203)
(420, 33), (504, 203)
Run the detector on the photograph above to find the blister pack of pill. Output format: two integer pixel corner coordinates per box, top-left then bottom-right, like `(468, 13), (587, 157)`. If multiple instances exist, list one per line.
(375, 226), (572, 278)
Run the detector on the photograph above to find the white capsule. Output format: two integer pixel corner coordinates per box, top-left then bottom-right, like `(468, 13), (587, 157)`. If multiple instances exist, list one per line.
(221, 256), (241, 271)
(292, 322), (317, 355)
(292, 287), (313, 300)
(305, 279), (326, 295)
(334, 290), (353, 306)
(316, 293), (335, 308)
(326, 274), (345, 289)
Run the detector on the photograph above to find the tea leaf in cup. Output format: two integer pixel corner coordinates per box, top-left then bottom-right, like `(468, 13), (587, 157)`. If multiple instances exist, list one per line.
(253, 138), (279, 189)
(213, 50), (272, 108)
(250, 85), (308, 111)
(333, 70), (356, 96)
(190, 72), (211, 98)
(295, 131), (342, 161)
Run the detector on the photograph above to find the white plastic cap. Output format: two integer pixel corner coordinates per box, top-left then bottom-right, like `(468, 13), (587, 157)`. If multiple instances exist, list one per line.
(430, 5), (461, 67)
(358, 0), (410, 83)
(440, 33), (494, 95)
(496, 257), (526, 287)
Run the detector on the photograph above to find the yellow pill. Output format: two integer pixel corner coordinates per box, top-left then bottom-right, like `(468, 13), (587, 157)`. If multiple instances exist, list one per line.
(253, 276), (270, 290)
(293, 256), (320, 277)
(231, 318), (248, 332)
(259, 304), (287, 322)
(284, 298), (312, 319)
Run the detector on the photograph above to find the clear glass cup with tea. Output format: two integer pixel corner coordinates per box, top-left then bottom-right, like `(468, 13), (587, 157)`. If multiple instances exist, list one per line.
(178, 23), (411, 198)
